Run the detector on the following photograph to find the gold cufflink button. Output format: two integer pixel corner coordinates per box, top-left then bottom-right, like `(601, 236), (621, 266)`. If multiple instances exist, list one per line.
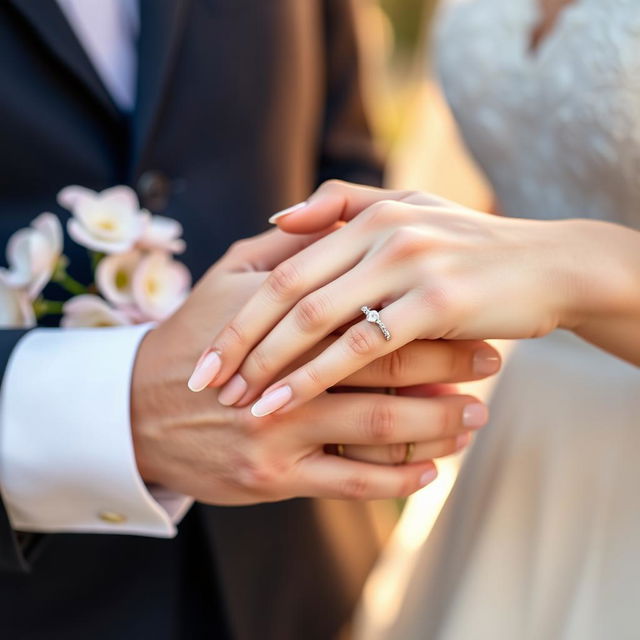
(98, 511), (127, 524)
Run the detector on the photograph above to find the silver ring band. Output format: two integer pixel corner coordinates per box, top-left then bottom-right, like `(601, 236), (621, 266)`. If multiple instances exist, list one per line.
(361, 306), (391, 341)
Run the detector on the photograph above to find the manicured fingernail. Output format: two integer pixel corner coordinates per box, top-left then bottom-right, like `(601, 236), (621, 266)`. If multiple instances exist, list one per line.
(218, 374), (248, 406)
(463, 402), (489, 429)
(268, 201), (308, 224)
(187, 350), (222, 392)
(251, 385), (293, 417)
(419, 468), (437, 487)
(473, 347), (501, 375)
(456, 433), (472, 450)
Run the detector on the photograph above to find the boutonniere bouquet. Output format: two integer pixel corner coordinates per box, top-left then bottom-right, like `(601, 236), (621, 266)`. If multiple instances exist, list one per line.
(0, 186), (191, 328)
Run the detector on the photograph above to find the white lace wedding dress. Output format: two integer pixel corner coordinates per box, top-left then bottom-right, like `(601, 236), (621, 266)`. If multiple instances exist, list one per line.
(358, 1), (640, 638)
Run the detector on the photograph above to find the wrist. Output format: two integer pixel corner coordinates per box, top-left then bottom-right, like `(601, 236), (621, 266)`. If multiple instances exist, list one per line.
(130, 326), (170, 484)
(554, 219), (640, 331)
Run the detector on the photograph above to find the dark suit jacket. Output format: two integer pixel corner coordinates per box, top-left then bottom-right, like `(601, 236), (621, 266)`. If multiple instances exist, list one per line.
(0, 1), (384, 638)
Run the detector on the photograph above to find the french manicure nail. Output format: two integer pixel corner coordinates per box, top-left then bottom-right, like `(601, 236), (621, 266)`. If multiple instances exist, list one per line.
(473, 347), (501, 376)
(268, 201), (308, 224)
(218, 374), (248, 406)
(463, 402), (489, 429)
(187, 350), (222, 392)
(251, 385), (293, 417)
(419, 468), (438, 487)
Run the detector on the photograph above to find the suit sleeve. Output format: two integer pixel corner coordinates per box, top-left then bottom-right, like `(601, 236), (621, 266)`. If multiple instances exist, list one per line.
(0, 326), (193, 574)
(317, 0), (385, 187)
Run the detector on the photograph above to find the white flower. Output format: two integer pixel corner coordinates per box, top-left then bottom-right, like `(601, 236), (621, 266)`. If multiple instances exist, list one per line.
(61, 295), (131, 328)
(95, 250), (142, 307)
(59, 185), (149, 254)
(2, 213), (63, 299)
(0, 274), (35, 328)
(132, 251), (191, 321)
(138, 216), (186, 254)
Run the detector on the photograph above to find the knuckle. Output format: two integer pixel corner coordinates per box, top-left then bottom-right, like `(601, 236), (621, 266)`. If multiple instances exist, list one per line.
(228, 238), (251, 256)
(363, 401), (396, 443)
(433, 401), (455, 439)
(223, 321), (246, 348)
(380, 348), (407, 381)
(318, 178), (347, 194)
(387, 442), (409, 465)
(361, 200), (396, 228)
(265, 261), (302, 301)
(248, 345), (272, 377)
(301, 362), (323, 387)
(339, 474), (370, 500)
(345, 325), (376, 357)
(232, 446), (284, 492)
(380, 226), (428, 262)
(294, 293), (329, 332)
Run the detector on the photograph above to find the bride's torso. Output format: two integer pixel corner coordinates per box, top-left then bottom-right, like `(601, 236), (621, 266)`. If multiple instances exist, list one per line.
(436, 0), (640, 230)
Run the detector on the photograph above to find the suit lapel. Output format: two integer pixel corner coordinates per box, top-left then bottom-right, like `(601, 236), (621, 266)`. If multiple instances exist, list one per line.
(7, 0), (120, 119)
(131, 0), (190, 171)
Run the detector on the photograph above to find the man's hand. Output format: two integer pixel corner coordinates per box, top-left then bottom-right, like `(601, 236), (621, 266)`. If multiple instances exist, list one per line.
(130, 230), (499, 505)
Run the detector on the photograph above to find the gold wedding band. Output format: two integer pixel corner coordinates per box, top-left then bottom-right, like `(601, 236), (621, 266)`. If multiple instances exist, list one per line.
(336, 444), (345, 457)
(402, 442), (416, 465)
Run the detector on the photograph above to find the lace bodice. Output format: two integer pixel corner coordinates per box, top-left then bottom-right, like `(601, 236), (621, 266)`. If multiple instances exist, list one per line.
(436, 0), (640, 230)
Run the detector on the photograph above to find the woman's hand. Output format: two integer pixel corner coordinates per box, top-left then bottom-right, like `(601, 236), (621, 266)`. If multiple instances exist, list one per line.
(133, 225), (500, 502)
(188, 180), (639, 417)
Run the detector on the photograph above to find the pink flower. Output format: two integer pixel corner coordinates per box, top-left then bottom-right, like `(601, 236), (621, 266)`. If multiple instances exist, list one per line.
(58, 185), (149, 254)
(0, 274), (35, 328)
(95, 250), (142, 307)
(132, 251), (191, 321)
(61, 295), (131, 328)
(2, 213), (63, 299)
(138, 216), (186, 254)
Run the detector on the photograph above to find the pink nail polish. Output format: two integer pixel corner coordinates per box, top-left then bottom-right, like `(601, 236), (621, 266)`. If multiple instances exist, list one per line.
(473, 347), (501, 375)
(218, 374), (248, 406)
(463, 403), (489, 429)
(419, 468), (437, 487)
(187, 350), (222, 392)
(268, 201), (308, 224)
(251, 385), (293, 417)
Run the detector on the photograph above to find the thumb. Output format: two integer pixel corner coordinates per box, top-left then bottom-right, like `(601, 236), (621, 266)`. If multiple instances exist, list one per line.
(268, 181), (443, 234)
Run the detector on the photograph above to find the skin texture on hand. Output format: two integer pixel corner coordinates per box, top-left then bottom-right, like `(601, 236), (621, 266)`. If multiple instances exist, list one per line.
(192, 180), (640, 422)
(130, 230), (500, 505)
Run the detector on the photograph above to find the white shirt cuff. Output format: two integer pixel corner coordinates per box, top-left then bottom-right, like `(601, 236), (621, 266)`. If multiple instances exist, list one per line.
(0, 326), (193, 538)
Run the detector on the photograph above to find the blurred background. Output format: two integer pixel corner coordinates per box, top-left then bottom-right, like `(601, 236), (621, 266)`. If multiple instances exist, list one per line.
(365, 0), (492, 207)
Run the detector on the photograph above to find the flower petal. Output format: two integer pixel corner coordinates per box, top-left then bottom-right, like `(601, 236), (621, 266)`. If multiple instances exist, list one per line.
(57, 185), (97, 211)
(96, 250), (142, 306)
(61, 294), (130, 328)
(132, 251), (191, 321)
(138, 215), (186, 254)
(67, 219), (137, 254)
(0, 275), (35, 328)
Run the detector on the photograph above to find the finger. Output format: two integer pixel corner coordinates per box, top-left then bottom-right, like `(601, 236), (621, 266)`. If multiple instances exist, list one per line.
(339, 340), (501, 388)
(342, 432), (472, 466)
(269, 392), (488, 447)
(189, 218), (378, 391)
(249, 295), (429, 416)
(269, 180), (452, 234)
(226, 259), (407, 404)
(219, 226), (338, 272)
(295, 453), (438, 500)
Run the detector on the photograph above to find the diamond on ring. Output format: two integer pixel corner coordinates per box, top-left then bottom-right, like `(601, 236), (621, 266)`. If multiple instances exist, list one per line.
(361, 306), (392, 341)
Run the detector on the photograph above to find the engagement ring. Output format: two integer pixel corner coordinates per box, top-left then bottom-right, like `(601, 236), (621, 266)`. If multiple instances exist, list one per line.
(361, 306), (392, 341)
